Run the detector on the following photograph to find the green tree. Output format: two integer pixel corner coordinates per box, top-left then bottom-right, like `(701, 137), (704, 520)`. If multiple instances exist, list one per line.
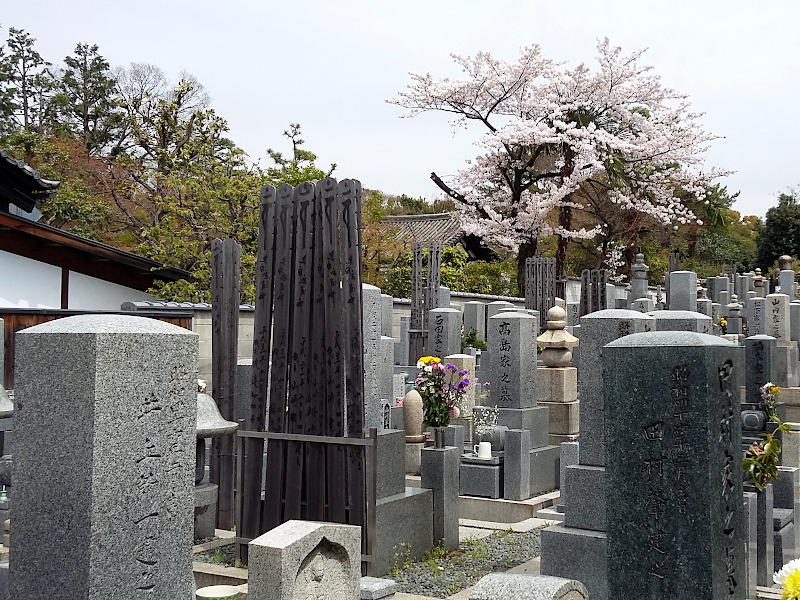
(1, 27), (49, 134)
(52, 42), (121, 155)
(757, 190), (800, 269)
(265, 123), (335, 186)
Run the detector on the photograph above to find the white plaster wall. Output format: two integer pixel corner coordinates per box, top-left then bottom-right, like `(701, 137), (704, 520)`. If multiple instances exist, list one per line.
(193, 309), (256, 395)
(0, 250), (61, 308)
(68, 272), (156, 310)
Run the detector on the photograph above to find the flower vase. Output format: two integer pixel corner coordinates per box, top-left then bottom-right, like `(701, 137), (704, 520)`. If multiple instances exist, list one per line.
(433, 426), (447, 449)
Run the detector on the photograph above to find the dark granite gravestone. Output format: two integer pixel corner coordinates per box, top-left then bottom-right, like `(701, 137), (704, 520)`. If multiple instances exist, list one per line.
(745, 335), (777, 405)
(604, 331), (746, 600)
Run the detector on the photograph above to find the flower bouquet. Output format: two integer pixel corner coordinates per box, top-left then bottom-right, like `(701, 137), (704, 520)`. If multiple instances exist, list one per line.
(760, 381), (781, 420)
(414, 356), (470, 428)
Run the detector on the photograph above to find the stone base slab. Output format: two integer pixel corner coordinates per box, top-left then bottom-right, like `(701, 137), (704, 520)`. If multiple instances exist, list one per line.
(460, 462), (503, 499)
(540, 524), (608, 600)
(530, 445), (560, 496)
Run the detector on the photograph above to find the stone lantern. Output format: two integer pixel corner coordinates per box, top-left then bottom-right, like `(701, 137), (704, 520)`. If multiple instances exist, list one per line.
(195, 391), (237, 540)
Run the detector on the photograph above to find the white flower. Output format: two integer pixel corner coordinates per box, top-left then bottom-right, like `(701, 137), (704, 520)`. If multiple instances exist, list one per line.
(775, 558), (800, 585)
(416, 361), (424, 369)
(424, 365), (433, 373)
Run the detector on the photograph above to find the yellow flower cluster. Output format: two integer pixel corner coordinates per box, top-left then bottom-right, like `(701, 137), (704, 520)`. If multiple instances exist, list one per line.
(783, 569), (800, 600)
(767, 383), (782, 396)
(417, 356), (441, 367)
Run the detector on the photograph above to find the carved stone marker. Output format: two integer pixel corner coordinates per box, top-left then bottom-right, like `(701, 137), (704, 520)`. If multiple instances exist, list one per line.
(11, 314), (197, 599)
(604, 331), (746, 600)
(248, 520), (361, 600)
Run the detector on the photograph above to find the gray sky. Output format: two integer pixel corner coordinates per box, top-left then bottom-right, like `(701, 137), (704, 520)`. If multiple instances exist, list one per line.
(4, 0), (799, 219)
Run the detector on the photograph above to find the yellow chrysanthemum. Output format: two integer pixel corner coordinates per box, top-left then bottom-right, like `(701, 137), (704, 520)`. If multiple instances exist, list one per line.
(418, 356), (441, 365)
(783, 569), (800, 600)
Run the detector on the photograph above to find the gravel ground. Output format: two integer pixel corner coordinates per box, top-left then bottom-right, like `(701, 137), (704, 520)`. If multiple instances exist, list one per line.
(390, 528), (542, 598)
(195, 527), (543, 599)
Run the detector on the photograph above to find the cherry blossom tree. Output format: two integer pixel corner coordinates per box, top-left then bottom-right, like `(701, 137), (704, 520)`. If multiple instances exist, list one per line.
(389, 39), (726, 288)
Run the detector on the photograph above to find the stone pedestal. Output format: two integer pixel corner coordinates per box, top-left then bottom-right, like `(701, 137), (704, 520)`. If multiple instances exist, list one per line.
(460, 454), (503, 499)
(195, 483), (219, 540)
(541, 526), (607, 600)
(421, 446), (460, 549)
(405, 443), (423, 476)
(536, 366), (579, 440)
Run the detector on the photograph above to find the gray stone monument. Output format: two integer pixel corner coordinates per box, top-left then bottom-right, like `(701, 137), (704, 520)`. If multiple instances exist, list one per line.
(791, 302), (800, 346)
(439, 285), (451, 308)
(748, 297), (766, 336)
(604, 331), (745, 600)
(488, 312), (537, 410)
(363, 284), (383, 430)
(395, 316), (410, 365)
(380, 293), (393, 337)
(11, 315), (197, 599)
(428, 307), (462, 359)
(667, 270), (697, 311)
(745, 335), (777, 405)
(767, 293), (791, 341)
(766, 293), (799, 387)
(462, 301), (487, 343)
(780, 269), (796, 299)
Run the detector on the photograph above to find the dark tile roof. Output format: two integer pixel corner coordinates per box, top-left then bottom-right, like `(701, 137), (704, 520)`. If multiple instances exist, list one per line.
(383, 212), (463, 246)
(0, 149), (60, 213)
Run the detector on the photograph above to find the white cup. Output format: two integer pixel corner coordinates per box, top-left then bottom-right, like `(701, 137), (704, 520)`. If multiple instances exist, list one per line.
(474, 441), (492, 458)
(196, 585), (240, 599)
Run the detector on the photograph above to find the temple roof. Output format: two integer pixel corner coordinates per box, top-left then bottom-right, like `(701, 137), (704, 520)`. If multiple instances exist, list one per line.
(383, 212), (463, 246)
(0, 149), (60, 213)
